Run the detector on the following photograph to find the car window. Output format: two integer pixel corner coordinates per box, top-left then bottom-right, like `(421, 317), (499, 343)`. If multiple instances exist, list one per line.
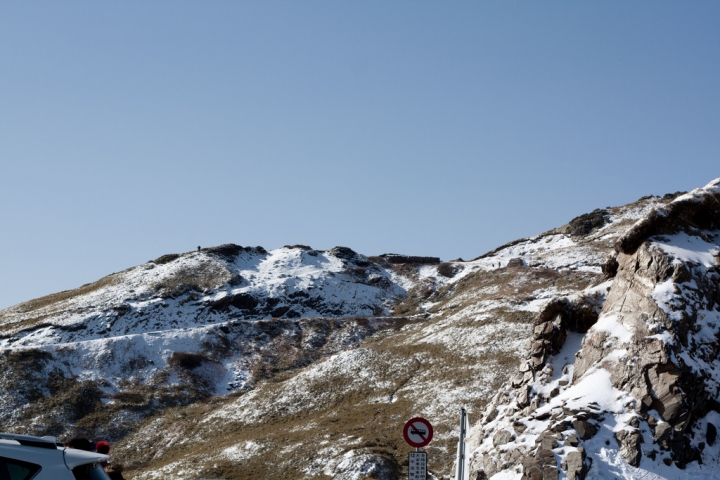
(0, 456), (42, 480)
(71, 464), (110, 480)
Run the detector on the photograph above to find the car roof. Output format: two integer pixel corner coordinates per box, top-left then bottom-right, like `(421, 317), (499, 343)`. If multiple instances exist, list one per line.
(0, 440), (65, 466)
(0, 433), (109, 469)
(0, 433), (59, 449)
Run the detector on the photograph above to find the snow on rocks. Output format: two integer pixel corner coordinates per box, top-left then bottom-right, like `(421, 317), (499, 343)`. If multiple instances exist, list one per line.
(616, 178), (720, 256)
(0, 245), (409, 344)
(322, 449), (395, 480)
(469, 180), (720, 480)
(467, 285), (610, 479)
(0, 245), (418, 403)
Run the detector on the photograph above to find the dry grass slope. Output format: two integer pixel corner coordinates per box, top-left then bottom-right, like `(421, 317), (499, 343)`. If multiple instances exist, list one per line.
(101, 260), (604, 479)
(0, 273), (123, 335)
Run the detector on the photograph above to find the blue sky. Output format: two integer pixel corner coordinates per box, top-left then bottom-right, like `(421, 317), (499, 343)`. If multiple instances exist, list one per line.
(1, 2), (719, 309)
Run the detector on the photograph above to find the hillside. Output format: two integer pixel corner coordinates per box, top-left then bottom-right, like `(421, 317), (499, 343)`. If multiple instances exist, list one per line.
(0, 181), (717, 479)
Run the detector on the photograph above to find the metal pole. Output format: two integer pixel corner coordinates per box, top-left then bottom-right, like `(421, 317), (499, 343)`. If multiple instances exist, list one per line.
(456, 407), (466, 480)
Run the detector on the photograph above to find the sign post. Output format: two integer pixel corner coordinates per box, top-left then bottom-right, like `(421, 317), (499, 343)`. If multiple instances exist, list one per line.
(403, 417), (433, 480)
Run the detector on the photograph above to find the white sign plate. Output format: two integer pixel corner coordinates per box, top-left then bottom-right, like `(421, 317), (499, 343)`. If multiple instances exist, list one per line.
(408, 451), (427, 480)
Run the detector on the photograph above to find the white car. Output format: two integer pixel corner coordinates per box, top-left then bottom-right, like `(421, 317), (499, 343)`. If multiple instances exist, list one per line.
(0, 433), (110, 480)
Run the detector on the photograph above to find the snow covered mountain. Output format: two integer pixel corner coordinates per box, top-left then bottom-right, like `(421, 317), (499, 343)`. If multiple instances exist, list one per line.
(0, 179), (718, 479)
(0, 245), (415, 435)
(0, 244), (406, 346)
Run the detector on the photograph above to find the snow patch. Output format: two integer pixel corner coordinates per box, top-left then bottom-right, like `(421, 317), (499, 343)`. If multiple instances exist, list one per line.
(652, 233), (719, 268)
(592, 314), (633, 344)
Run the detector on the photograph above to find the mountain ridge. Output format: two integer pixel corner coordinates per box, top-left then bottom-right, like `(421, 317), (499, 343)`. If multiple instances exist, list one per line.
(0, 181), (716, 479)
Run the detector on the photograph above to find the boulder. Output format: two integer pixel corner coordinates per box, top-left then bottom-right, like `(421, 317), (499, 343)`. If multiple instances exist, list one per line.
(534, 322), (554, 337)
(542, 466), (559, 480)
(550, 419), (572, 433)
(510, 448), (524, 462)
(646, 364), (687, 427)
(601, 254), (619, 279)
(507, 258), (526, 268)
(511, 373), (526, 388)
(653, 422), (673, 450)
(513, 421), (528, 435)
(519, 361), (533, 373)
(669, 434), (702, 468)
(615, 429), (643, 467)
(521, 463), (543, 480)
(565, 450), (587, 480)
(565, 209), (609, 237)
(535, 431), (558, 450)
(563, 434), (579, 447)
(521, 448), (557, 480)
(530, 340), (547, 357)
(209, 293), (258, 312)
(517, 385), (532, 408)
(671, 261), (692, 283)
(572, 419), (598, 440)
(485, 407), (499, 422)
(493, 430), (514, 447)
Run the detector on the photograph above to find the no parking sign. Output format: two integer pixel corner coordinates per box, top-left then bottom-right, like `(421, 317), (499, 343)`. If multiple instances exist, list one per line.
(404, 417), (433, 480)
(403, 417), (433, 448)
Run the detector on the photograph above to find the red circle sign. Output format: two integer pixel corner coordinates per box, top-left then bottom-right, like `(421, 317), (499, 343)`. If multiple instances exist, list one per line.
(403, 417), (434, 448)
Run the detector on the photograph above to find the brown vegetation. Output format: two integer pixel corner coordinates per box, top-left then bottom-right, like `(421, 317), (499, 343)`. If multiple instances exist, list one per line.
(2, 273), (122, 316)
(168, 351), (208, 370)
(153, 260), (233, 298)
(152, 254), (180, 265)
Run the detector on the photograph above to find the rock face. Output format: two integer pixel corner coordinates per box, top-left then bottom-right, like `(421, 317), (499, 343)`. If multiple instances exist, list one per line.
(468, 178), (720, 479)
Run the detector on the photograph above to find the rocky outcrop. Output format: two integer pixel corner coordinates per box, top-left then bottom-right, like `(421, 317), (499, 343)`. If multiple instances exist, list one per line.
(468, 289), (604, 479)
(616, 178), (720, 255)
(508, 293), (604, 388)
(468, 178), (720, 479)
(565, 209), (610, 237)
(370, 254), (442, 265)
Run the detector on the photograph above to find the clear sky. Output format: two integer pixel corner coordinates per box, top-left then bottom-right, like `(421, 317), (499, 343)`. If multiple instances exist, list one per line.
(1, 2), (719, 309)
